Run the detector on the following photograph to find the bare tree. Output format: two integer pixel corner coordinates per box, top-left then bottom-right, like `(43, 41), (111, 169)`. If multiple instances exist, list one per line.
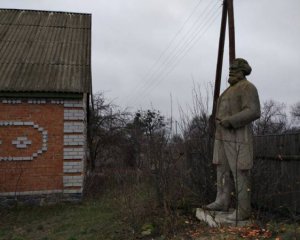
(179, 82), (213, 140)
(291, 102), (300, 119)
(178, 82), (216, 205)
(88, 92), (129, 171)
(289, 101), (300, 130)
(131, 109), (169, 168)
(253, 100), (289, 135)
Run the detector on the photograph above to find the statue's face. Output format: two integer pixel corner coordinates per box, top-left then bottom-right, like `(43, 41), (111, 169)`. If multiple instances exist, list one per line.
(228, 61), (245, 85)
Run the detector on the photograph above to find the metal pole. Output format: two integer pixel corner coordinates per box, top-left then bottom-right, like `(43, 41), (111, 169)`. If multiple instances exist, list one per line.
(211, 0), (227, 131)
(227, 0), (236, 64)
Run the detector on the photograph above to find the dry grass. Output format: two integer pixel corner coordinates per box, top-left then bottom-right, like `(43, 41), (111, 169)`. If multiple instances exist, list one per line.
(0, 182), (299, 240)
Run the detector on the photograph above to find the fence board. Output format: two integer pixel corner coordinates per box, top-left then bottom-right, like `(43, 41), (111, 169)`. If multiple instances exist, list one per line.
(253, 133), (300, 213)
(186, 133), (300, 214)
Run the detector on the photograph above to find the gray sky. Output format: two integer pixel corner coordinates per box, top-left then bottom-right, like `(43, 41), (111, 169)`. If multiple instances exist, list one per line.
(2, 0), (300, 120)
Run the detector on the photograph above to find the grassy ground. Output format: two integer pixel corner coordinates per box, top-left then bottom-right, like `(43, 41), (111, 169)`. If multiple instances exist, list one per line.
(0, 182), (159, 240)
(0, 183), (299, 240)
(0, 197), (129, 240)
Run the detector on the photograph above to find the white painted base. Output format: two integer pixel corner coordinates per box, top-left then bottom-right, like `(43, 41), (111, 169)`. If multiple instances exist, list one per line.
(195, 208), (251, 227)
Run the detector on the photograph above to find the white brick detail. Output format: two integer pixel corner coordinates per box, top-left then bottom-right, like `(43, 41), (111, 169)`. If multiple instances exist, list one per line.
(64, 100), (83, 108)
(12, 136), (32, 149)
(27, 99), (46, 104)
(63, 162), (83, 173)
(63, 189), (82, 194)
(63, 175), (83, 187)
(64, 109), (84, 120)
(0, 121), (48, 161)
(50, 100), (64, 104)
(63, 148), (84, 160)
(1, 99), (21, 104)
(62, 98), (85, 191)
(64, 135), (84, 146)
(64, 122), (84, 133)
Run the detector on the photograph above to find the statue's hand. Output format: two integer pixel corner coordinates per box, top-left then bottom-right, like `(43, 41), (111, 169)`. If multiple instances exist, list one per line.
(220, 119), (232, 129)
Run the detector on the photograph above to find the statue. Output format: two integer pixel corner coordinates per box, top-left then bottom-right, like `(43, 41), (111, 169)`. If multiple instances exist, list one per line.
(206, 58), (261, 221)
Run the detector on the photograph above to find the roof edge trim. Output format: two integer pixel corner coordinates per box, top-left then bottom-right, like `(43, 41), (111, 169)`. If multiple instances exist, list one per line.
(0, 8), (92, 16)
(0, 92), (84, 99)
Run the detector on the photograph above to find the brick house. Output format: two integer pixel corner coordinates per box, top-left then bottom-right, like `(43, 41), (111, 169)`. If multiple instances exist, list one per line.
(0, 9), (92, 205)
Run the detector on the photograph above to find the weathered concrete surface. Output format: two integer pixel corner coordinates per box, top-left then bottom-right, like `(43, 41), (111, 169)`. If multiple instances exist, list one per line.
(196, 208), (251, 227)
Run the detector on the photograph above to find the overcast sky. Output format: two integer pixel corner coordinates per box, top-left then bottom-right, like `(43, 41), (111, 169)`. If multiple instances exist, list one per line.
(1, 0), (300, 120)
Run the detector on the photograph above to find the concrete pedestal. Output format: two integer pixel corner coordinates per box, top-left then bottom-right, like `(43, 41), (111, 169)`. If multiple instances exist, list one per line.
(195, 208), (251, 227)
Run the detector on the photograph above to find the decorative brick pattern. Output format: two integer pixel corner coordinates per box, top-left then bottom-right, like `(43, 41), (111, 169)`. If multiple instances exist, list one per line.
(0, 101), (64, 194)
(64, 135), (84, 146)
(28, 99), (46, 104)
(63, 162), (83, 173)
(62, 99), (85, 193)
(64, 109), (84, 120)
(64, 122), (84, 133)
(12, 136), (32, 149)
(63, 148), (84, 160)
(51, 100), (64, 104)
(0, 98), (85, 199)
(0, 121), (48, 161)
(63, 175), (83, 187)
(2, 99), (21, 104)
(64, 100), (83, 108)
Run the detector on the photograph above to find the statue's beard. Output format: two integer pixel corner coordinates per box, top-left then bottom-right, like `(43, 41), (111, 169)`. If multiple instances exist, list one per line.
(228, 72), (244, 85)
(228, 76), (240, 85)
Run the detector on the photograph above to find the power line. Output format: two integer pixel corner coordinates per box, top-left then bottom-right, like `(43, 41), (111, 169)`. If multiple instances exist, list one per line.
(122, 0), (206, 103)
(147, 10), (221, 100)
(126, 1), (221, 106)
(125, 0), (220, 106)
(137, 2), (219, 94)
(126, 1), (219, 106)
(128, 3), (222, 107)
(138, 8), (222, 107)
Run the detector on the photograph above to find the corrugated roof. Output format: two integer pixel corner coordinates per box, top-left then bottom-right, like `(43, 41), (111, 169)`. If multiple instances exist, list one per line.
(0, 9), (91, 93)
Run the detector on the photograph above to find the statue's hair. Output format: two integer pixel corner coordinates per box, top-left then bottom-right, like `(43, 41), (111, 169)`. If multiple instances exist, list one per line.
(233, 58), (252, 76)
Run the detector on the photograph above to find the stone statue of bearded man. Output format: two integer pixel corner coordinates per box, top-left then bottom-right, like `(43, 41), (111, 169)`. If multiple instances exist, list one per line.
(206, 58), (261, 221)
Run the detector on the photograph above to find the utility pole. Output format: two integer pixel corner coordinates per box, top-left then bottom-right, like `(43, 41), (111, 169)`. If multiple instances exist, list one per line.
(211, 0), (236, 133)
(227, 0), (236, 64)
(211, 0), (228, 132)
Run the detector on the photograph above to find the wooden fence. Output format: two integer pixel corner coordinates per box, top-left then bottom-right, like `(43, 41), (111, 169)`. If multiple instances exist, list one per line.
(253, 133), (300, 214)
(185, 132), (300, 214)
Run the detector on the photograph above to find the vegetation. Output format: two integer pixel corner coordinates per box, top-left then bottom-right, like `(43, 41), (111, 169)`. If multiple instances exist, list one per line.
(1, 184), (299, 239)
(1, 196), (125, 240)
(1, 91), (299, 239)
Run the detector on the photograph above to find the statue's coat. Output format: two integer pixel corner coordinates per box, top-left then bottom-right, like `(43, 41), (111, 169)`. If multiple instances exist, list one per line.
(213, 78), (261, 169)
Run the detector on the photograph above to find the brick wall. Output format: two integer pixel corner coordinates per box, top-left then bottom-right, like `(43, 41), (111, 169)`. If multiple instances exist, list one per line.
(0, 98), (86, 198)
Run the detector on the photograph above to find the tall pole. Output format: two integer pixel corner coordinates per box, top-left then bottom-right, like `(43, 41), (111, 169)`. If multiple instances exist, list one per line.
(227, 0), (236, 64)
(211, 0), (227, 130)
(227, 0), (237, 225)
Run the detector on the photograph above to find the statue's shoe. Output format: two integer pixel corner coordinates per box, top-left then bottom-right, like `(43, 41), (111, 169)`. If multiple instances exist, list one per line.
(225, 210), (250, 221)
(204, 201), (229, 211)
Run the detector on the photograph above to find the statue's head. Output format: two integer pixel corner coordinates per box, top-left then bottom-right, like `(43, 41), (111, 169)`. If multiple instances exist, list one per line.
(228, 58), (252, 85)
